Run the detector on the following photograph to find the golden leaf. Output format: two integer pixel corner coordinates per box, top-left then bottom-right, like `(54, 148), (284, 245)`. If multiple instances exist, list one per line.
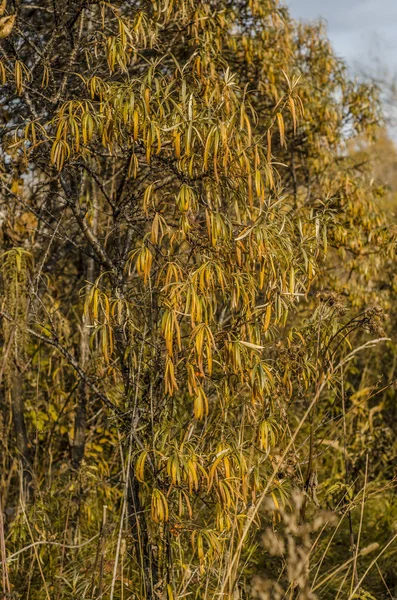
(0, 14), (15, 39)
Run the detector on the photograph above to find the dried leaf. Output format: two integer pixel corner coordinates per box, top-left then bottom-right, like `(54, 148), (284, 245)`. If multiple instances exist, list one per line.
(0, 14), (15, 39)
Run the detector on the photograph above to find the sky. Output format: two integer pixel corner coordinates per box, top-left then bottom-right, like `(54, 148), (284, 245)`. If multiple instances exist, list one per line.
(287, 0), (397, 76)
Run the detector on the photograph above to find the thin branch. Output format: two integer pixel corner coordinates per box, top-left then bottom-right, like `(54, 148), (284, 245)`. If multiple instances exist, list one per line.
(27, 326), (123, 417)
(7, 534), (99, 562)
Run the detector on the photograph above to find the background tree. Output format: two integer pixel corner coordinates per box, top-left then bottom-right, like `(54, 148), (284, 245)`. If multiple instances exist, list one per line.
(0, 1), (395, 599)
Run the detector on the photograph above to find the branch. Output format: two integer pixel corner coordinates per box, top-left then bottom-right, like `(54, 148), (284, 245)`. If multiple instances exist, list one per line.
(7, 534), (99, 562)
(60, 175), (118, 273)
(27, 325), (123, 418)
(71, 204), (118, 272)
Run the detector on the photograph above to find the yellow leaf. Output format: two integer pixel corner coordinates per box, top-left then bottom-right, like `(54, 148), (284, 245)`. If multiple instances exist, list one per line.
(264, 304), (272, 332)
(0, 14), (15, 39)
(276, 112), (285, 147)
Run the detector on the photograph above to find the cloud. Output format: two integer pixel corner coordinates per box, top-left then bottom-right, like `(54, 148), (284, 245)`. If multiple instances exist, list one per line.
(288, 0), (397, 70)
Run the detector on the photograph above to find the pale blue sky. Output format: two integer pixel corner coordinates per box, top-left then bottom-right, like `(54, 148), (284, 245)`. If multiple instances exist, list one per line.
(287, 0), (397, 74)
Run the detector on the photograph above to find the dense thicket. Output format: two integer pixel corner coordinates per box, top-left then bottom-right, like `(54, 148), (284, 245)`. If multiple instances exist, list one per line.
(0, 1), (396, 599)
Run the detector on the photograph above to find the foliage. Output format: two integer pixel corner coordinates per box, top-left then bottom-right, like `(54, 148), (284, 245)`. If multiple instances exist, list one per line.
(0, 1), (396, 599)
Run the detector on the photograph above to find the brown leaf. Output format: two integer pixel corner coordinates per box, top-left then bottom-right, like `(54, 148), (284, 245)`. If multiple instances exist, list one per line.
(0, 14), (15, 39)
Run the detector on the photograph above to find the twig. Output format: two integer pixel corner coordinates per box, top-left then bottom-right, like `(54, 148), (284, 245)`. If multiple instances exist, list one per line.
(27, 326), (123, 417)
(6, 534), (99, 561)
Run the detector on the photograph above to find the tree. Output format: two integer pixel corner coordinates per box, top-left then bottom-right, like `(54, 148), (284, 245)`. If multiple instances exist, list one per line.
(0, 1), (394, 599)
